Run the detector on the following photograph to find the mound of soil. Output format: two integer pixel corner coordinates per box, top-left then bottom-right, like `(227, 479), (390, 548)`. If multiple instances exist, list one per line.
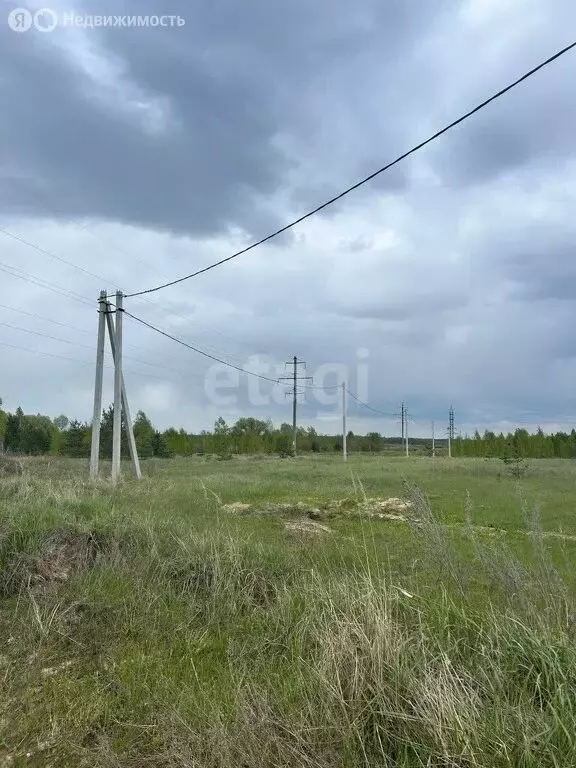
(1, 530), (113, 596)
(222, 497), (416, 523)
(0, 455), (23, 478)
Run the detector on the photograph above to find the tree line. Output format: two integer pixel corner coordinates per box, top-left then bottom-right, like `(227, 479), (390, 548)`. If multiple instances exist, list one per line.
(452, 428), (576, 459)
(0, 403), (388, 458)
(0, 401), (171, 459)
(1, 399), (574, 459)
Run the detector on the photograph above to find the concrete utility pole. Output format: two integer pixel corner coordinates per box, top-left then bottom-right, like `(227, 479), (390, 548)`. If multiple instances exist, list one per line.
(448, 406), (455, 459)
(89, 290), (107, 479)
(111, 290), (124, 482)
(105, 302), (141, 480)
(401, 402), (405, 444)
(292, 355), (297, 453)
(405, 407), (409, 457)
(280, 357), (311, 456)
(432, 420), (436, 459)
(342, 381), (347, 462)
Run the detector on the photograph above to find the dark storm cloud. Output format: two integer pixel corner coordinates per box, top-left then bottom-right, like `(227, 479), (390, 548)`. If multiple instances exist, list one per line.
(470, 206), (576, 302)
(2, 0), (576, 435)
(503, 230), (576, 302)
(428, 0), (576, 190)
(433, 75), (576, 188)
(0, 0), (452, 240)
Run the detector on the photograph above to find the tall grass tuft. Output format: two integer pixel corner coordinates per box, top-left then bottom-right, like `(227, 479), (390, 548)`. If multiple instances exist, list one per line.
(1, 467), (576, 766)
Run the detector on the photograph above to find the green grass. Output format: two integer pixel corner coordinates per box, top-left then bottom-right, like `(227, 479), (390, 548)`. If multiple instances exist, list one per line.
(1, 455), (576, 766)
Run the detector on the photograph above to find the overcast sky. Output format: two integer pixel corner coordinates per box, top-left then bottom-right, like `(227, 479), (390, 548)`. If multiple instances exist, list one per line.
(1, 0), (575, 437)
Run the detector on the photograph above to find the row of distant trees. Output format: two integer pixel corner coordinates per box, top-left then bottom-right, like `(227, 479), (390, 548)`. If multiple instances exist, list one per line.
(0, 400), (171, 459)
(0, 404), (387, 458)
(1, 398), (575, 459)
(452, 428), (576, 459)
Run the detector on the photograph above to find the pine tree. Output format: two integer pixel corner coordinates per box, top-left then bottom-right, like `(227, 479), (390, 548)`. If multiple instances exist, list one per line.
(4, 413), (21, 452)
(151, 431), (173, 458)
(99, 405), (129, 459)
(133, 411), (155, 458)
(61, 421), (91, 458)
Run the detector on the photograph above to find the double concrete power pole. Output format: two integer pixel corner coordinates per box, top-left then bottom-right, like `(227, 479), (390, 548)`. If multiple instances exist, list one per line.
(90, 290), (141, 482)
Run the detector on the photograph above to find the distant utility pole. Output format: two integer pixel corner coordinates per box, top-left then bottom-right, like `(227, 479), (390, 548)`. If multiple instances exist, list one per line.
(342, 381), (347, 463)
(448, 406), (455, 459)
(399, 402), (409, 457)
(432, 420), (436, 459)
(405, 407), (409, 457)
(280, 357), (311, 456)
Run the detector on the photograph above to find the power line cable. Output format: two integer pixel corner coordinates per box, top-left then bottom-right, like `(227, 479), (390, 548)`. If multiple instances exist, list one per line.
(0, 301), (218, 367)
(108, 299), (251, 366)
(2, 180), (163, 277)
(0, 224), (109, 284)
(346, 389), (396, 418)
(0, 319), (109, 351)
(0, 319), (208, 379)
(133, 298), (260, 359)
(126, 41), (576, 298)
(8, 187), (255, 350)
(0, 340), (96, 367)
(0, 339), (202, 384)
(130, 301), (248, 362)
(0, 212), (253, 355)
(0, 302), (93, 335)
(0, 261), (93, 307)
(298, 381), (342, 391)
(123, 309), (281, 384)
(0, 256), (241, 366)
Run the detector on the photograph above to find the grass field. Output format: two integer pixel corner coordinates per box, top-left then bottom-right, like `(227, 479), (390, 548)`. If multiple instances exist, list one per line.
(1, 455), (576, 766)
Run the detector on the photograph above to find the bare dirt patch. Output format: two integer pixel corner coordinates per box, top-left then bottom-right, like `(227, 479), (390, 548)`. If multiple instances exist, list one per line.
(0, 530), (113, 596)
(31, 531), (106, 585)
(221, 496), (417, 523)
(0, 455), (23, 478)
(284, 520), (334, 535)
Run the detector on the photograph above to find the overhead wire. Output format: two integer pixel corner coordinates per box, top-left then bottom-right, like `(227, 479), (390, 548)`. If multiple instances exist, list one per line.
(132, 299), (260, 360)
(0, 302), (93, 336)
(0, 339), (203, 384)
(0, 221), (251, 363)
(0, 340), (96, 367)
(0, 213), (254, 357)
(125, 41), (576, 298)
(107, 299), (254, 366)
(0, 260), (94, 307)
(0, 301), (218, 367)
(298, 380), (342, 392)
(0, 319), (209, 379)
(0, 319), (97, 350)
(346, 389), (396, 418)
(123, 308), (281, 384)
(0, 224), (109, 284)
